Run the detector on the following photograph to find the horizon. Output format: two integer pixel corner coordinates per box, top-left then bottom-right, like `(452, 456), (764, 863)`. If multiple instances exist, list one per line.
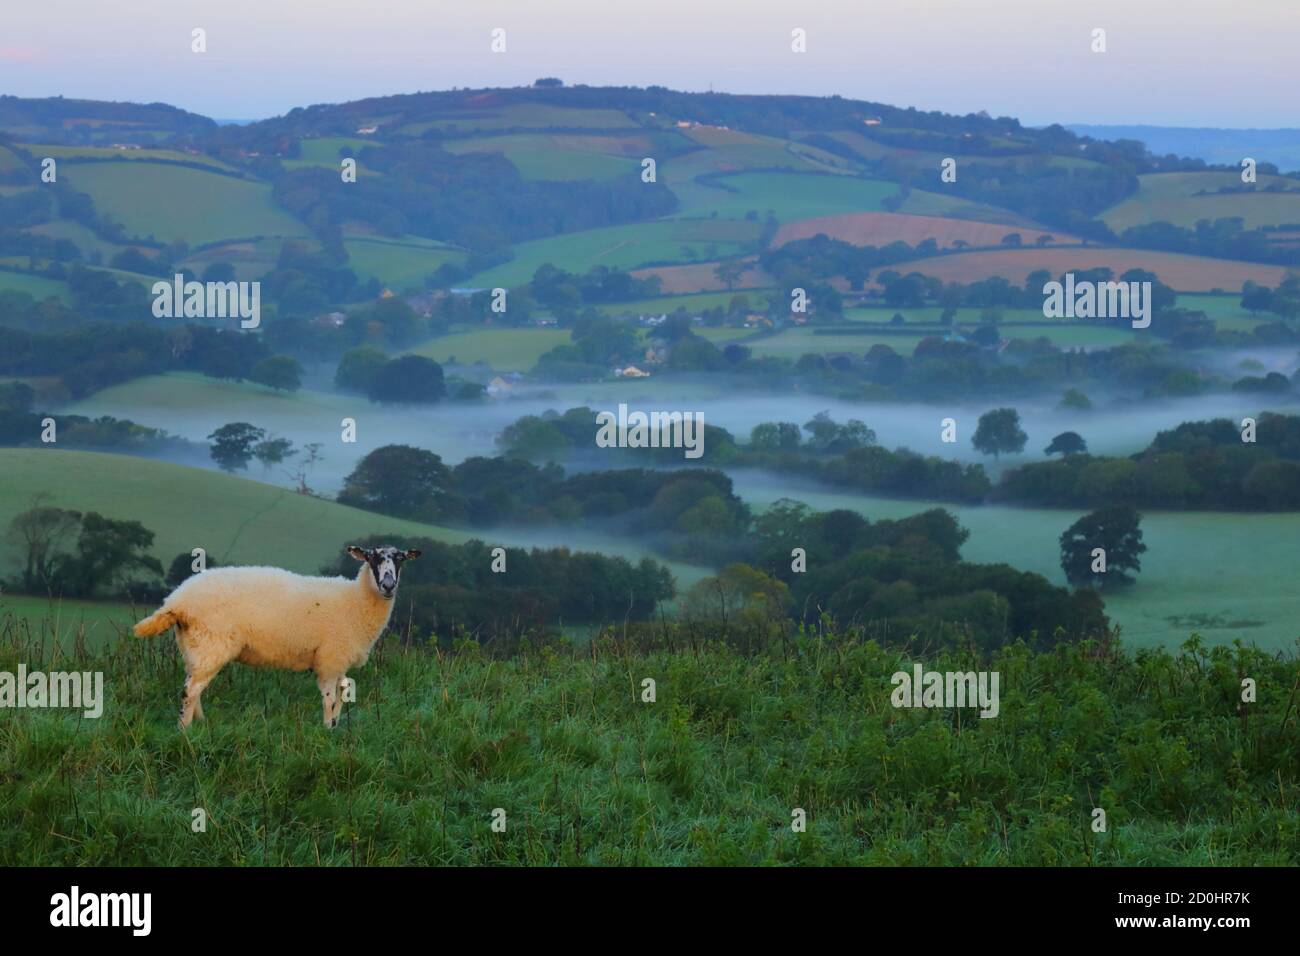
(3, 0), (1297, 128)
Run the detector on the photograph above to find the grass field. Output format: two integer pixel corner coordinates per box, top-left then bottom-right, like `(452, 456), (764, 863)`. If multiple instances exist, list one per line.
(0, 620), (1293, 865)
(1102, 172), (1300, 231)
(22, 144), (234, 172)
(774, 211), (1076, 249)
(670, 171), (1025, 225)
(731, 475), (1300, 654)
(742, 321), (1133, 357)
(880, 246), (1289, 293)
(444, 134), (641, 181)
(465, 221), (760, 288)
(343, 236), (465, 289)
(61, 163), (310, 246)
(0, 269), (70, 302)
(406, 328), (571, 370)
(0, 593), (138, 646)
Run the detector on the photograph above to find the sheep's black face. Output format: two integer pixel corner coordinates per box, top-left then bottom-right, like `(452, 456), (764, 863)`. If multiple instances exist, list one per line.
(347, 545), (422, 600)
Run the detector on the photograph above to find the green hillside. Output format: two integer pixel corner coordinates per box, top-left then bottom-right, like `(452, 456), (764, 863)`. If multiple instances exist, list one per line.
(61, 162), (310, 245)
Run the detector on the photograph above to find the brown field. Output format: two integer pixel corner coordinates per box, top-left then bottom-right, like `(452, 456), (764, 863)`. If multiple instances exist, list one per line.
(631, 258), (771, 294)
(879, 247), (1289, 293)
(773, 211), (1080, 250)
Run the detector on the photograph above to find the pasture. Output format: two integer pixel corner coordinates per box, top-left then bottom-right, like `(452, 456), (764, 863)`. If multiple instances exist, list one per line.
(0, 618), (1293, 865)
(444, 134), (641, 181)
(60, 163), (310, 246)
(0, 270), (70, 302)
(773, 211), (1075, 249)
(464, 220), (759, 289)
(1101, 172), (1300, 232)
(24, 144), (235, 172)
(407, 327), (571, 370)
(879, 247), (1288, 293)
(343, 236), (466, 289)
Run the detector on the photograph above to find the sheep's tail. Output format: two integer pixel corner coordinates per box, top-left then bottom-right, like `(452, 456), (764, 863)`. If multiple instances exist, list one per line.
(134, 606), (182, 638)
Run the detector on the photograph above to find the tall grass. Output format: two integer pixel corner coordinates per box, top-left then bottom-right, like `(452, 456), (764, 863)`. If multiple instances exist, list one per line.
(0, 613), (1295, 865)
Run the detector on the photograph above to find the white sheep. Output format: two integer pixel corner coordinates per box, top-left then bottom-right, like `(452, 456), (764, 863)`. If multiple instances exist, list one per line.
(133, 545), (421, 729)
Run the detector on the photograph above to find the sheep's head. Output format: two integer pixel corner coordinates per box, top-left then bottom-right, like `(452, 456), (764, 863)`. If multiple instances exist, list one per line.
(347, 545), (421, 600)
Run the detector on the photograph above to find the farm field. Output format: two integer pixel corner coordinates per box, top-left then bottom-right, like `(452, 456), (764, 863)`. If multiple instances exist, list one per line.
(407, 327), (571, 370)
(630, 259), (772, 294)
(444, 134), (641, 181)
(742, 322), (1133, 357)
(464, 220), (760, 288)
(595, 290), (768, 316)
(61, 163), (310, 245)
(0, 593), (138, 647)
(0, 270), (70, 301)
(880, 247), (1289, 293)
(23, 144), (235, 172)
(1101, 171), (1300, 231)
(23, 217), (136, 260)
(730, 475), (1300, 653)
(773, 211), (1077, 250)
(343, 235), (466, 289)
(179, 238), (290, 282)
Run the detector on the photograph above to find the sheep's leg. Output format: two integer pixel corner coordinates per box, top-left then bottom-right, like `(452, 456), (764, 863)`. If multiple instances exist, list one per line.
(318, 673), (342, 729)
(179, 672), (214, 729)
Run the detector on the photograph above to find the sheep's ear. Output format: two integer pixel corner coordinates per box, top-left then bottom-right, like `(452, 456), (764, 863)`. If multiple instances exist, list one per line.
(404, 549), (422, 560)
(347, 546), (369, 561)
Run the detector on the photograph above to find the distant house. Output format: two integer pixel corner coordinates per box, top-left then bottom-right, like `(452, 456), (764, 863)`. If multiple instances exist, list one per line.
(311, 311), (347, 329)
(379, 288), (395, 299)
(356, 125), (379, 135)
(744, 313), (772, 328)
(486, 376), (513, 396)
(639, 313), (667, 327)
(614, 365), (652, 378)
(643, 346), (667, 365)
(531, 315), (558, 327)
(863, 118), (883, 126)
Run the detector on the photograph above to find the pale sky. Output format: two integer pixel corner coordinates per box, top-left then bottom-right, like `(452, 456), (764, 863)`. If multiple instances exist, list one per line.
(1, 0), (1295, 126)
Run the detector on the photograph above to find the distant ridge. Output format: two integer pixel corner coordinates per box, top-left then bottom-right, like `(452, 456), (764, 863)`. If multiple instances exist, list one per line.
(1067, 124), (1300, 173)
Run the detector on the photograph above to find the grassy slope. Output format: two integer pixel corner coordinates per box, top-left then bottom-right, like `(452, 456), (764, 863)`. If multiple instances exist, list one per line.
(343, 236), (465, 289)
(0, 270), (70, 301)
(444, 134), (640, 181)
(406, 328), (571, 370)
(1102, 172), (1300, 231)
(465, 221), (759, 289)
(0, 630), (1293, 865)
(62, 163), (309, 245)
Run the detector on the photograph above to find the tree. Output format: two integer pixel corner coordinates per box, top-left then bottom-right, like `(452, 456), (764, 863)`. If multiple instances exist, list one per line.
(1044, 431), (1088, 457)
(287, 442), (323, 495)
(208, 423), (265, 472)
(972, 408), (1027, 458)
(335, 346), (389, 392)
(713, 259), (748, 291)
(253, 436), (295, 472)
(1059, 388), (1093, 411)
(6, 496), (81, 593)
(248, 355), (302, 392)
(1060, 506), (1146, 588)
(368, 355), (446, 404)
(338, 445), (451, 520)
(62, 512), (163, 597)
(166, 551), (219, 588)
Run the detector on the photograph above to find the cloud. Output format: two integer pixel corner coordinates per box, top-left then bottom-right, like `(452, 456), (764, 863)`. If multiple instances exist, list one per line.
(0, 46), (43, 63)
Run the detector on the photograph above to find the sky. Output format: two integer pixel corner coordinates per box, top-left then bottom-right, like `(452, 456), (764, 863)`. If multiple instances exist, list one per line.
(1, 0), (1296, 127)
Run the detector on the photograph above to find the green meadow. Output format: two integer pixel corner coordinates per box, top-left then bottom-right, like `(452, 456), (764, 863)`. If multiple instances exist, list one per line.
(407, 328), (571, 370)
(1102, 171), (1300, 231)
(0, 270), (70, 302)
(465, 220), (759, 288)
(61, 163), (310, 245)
(444, 134), (640, 181)
(343, 235), (466, 289)
(0, 623), (1293, 865)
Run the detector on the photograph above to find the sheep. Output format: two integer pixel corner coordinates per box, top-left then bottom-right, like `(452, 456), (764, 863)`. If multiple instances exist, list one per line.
(133, 545), (421, 729)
